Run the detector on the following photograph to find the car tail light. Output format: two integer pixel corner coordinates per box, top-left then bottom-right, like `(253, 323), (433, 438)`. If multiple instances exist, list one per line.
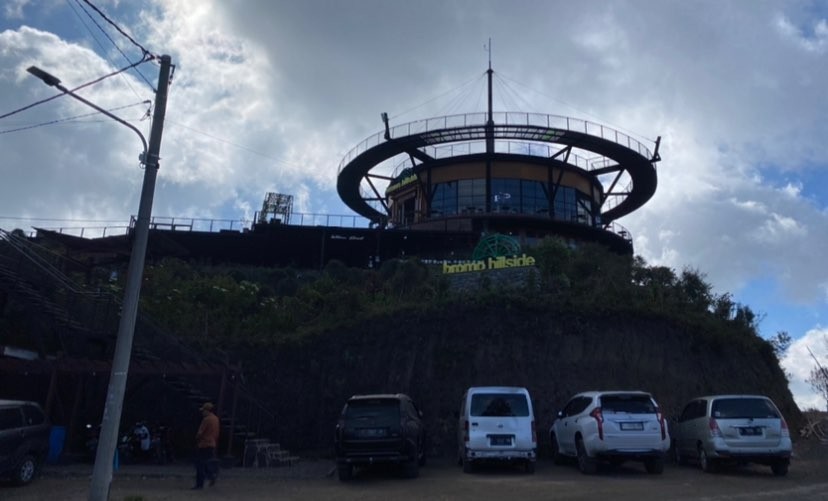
(463, 420), (469, 444)
(531, 420), (537, 444)
(590, 407), (604, 440)
(708, 417), (722, 438)
(781, 418), (790, 438)
(656, 408), (666, 440)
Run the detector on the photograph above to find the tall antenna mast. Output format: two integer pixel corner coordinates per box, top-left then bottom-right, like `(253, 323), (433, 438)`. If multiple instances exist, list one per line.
(485, 38), (494, 151)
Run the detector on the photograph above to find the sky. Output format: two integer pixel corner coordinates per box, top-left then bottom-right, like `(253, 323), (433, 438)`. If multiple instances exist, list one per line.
(1, 0), (828, 411)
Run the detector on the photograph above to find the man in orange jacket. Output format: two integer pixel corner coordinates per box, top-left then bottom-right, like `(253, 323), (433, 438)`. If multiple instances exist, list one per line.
(192, 402), (220, 489)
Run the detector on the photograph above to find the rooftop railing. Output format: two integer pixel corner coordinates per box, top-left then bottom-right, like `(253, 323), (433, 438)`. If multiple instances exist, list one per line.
(29, 212), (373, 239)
(339, 111), (654, 174)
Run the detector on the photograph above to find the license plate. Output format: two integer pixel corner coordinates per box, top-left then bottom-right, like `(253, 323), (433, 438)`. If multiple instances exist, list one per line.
(357, 428), (386, 438)
(489, 435), (513, 446)
(620, 422), (644, 431)
(739, 427), (761, 436)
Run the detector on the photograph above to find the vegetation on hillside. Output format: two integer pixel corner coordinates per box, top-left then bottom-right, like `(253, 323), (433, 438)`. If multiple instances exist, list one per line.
(124, 238), (780, 363)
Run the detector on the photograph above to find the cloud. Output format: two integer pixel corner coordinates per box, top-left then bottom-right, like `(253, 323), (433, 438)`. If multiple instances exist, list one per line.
(3, 0), (29, 20)
(775, 14), (828, 54)
(782, 328), (828, 411)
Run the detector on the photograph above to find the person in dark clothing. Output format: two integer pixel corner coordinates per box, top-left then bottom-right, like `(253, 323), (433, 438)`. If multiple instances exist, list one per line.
(192, 402), (220, 490)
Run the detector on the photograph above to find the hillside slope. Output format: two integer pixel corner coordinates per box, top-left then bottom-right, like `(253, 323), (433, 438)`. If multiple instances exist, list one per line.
(240, 302), (799, 456)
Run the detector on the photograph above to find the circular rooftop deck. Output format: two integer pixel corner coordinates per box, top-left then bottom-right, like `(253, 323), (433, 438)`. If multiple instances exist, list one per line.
(337, 112), (658, 225)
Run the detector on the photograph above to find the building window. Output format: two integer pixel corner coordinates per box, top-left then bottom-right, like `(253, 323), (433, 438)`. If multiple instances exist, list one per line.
(431, 181), (458, 216)
(458, 179), (486, 213)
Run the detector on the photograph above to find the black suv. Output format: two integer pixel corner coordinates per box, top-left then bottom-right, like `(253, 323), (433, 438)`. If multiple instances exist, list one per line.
(334, 393), (426, 481)
(0, 400), (50, 485)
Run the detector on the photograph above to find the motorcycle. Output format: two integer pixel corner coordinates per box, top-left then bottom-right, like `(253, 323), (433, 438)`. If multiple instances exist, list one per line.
(117, 422), (174, 464)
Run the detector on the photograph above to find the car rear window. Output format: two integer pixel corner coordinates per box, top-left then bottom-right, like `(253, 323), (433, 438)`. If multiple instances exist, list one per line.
(470, 393), (530, 417)
(712, 398), (780, 419)
(601, 394), (656, 414)
(345, 399), (400, 422)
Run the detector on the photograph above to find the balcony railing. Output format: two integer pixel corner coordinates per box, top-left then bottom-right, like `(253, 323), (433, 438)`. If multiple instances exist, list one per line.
(339, 111), (654, 174)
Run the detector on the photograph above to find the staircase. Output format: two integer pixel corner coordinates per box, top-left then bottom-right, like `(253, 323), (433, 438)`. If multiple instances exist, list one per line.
(0, 228), (282, 463)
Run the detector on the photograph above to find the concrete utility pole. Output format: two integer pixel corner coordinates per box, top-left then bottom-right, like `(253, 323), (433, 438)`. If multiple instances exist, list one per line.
(87, 54), (172, 501)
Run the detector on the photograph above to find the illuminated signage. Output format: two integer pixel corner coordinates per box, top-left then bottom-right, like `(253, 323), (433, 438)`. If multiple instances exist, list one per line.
(386, 174), (417, 194)
(442, 254), (536, 274)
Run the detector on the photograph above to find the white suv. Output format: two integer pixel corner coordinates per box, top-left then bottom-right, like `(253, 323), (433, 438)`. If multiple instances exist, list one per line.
(549, 391), (669, 474)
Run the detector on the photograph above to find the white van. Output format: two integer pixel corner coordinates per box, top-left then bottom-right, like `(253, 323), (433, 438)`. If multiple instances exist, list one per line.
(457, 386), (537, 473)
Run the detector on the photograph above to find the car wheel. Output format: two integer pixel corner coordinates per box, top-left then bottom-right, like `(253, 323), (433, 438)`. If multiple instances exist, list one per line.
(525, 460), (535, 474)
(337, 463), (353, 482)
(771, 460), (789, 477)
(699, 447), (716, 473)
(576, 438), (597, 475)
(462, 458), (475, 474)
(550, 433), (565, 465)
(645, 456), (665, 474)
(13, 454), (38, 486)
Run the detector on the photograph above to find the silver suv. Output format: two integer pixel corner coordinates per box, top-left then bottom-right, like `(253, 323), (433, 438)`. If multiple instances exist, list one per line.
(549, 391), (669, 474)
(671, 395), (792, 476)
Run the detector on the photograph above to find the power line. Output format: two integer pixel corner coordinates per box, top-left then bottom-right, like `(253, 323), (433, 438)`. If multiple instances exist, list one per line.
(0, 101), (151, 135)
(0, 216), (128, 223)
(81, 0), (157, 60)
(0, 57), (150, 121)
(66, 0), (155, 94)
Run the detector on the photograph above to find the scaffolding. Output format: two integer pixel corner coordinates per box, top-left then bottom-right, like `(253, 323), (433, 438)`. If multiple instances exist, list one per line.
(257, 193), (293, 225)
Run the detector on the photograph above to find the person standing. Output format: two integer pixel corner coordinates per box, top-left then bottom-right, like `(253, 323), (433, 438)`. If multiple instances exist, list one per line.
(192, 402), (220, 490)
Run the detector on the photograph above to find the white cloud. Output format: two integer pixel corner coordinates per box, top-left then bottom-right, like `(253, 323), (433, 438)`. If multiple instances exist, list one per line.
(775, 14), (828, 54)
(782, 328), (828, 411)
(3, 0), (29, 20)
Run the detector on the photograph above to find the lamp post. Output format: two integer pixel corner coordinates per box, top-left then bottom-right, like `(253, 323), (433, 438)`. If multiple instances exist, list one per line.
(27, 56), (172, 501)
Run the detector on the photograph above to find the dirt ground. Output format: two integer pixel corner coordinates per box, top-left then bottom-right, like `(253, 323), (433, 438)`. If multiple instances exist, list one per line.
(3, 441), (827, 501)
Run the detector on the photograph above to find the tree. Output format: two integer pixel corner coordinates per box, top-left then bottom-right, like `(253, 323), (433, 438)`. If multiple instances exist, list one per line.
(806, 339), (828, 411)
(768, 331), (792, 359)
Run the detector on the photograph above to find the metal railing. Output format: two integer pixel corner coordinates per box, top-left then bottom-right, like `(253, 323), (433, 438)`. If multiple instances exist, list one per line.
(32, 212), (374, 239)
(339, 111), (654, 173)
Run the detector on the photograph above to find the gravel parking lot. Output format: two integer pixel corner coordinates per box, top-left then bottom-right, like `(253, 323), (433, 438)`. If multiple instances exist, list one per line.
(3, 441), (827, 500)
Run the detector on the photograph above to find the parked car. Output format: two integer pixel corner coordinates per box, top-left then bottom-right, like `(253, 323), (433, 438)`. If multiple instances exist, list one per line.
(457, 386), (537, 473)
(671, 394), (791, 476)
(549, 390), (669, 474)
(334, 393), (426, 481)
(0, 400), (50, 485)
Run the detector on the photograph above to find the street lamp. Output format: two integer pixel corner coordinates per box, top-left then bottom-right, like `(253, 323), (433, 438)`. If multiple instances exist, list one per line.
(27, 67), (148, 156)
(27, 58), (172, 501)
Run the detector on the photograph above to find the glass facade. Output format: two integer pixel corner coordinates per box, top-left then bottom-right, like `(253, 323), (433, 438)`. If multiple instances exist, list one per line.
(429, 177), (595, 225)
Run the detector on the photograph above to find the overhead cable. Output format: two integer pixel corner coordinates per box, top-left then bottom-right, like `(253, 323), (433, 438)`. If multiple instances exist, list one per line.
(81, 0), (157, 60)
(0, 57), (150, 121)
(68, 0), (155, 93)
(0, 101), (151, 135)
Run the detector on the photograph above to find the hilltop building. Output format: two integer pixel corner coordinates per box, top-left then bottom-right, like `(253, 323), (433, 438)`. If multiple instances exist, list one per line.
(32, 66), (660, 267)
